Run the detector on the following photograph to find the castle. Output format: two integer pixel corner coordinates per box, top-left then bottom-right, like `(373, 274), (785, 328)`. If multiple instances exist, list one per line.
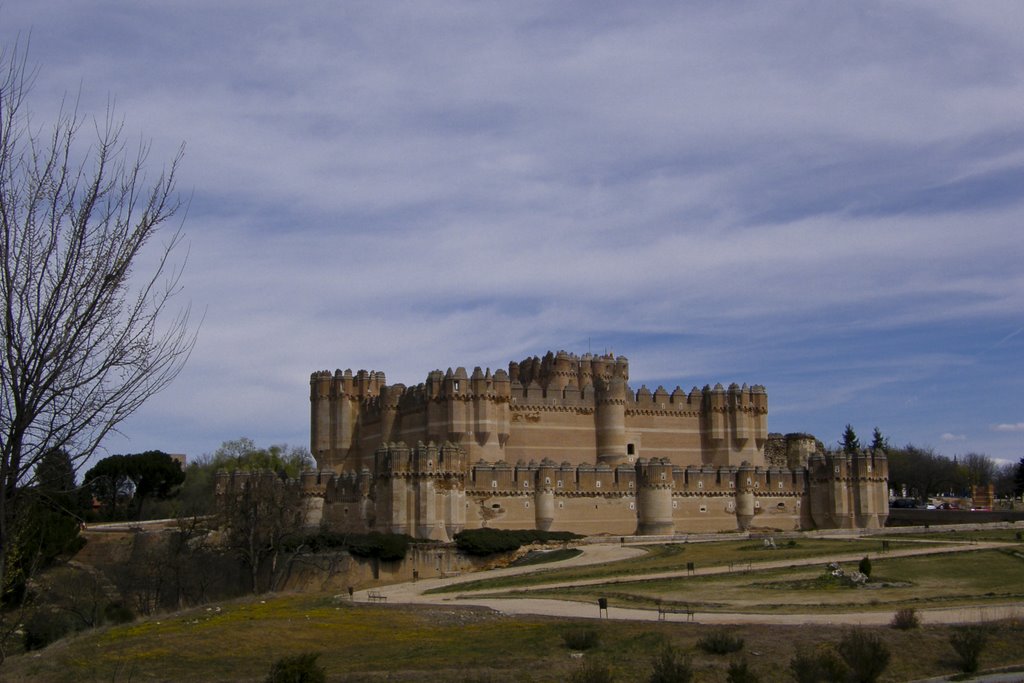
(233, 351), (888, 540)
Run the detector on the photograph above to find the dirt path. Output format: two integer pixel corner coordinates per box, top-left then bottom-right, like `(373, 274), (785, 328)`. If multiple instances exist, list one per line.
(359, 539), (1024, 626)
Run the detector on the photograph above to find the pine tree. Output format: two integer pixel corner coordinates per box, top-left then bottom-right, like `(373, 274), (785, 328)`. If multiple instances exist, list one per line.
(842, 425), (861, 455)
(870, 428), (888, 454)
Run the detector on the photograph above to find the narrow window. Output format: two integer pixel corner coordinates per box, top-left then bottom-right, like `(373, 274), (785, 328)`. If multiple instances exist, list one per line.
(627, 443), (635, 455)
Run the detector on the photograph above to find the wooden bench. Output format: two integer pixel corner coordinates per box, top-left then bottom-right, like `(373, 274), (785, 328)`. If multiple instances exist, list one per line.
(657, 602), (695, 622)
(367, 590), (387, 603)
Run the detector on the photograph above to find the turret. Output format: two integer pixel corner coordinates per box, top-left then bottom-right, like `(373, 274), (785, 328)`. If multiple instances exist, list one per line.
(534, 458), (558, 531)
(735, 461), (756, 530)
(636, 458), (674, 535)
(595, 374), (627, 466)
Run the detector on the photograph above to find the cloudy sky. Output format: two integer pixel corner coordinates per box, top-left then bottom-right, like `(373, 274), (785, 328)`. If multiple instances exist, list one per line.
(5, 1), (1023, 464)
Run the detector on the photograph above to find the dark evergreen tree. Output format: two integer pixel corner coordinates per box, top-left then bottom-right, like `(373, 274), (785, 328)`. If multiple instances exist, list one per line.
(842, 425), (861, 455)
(870, 427), (888, 454)
(84, 451), (185, 520)
(84, 455), (133, 520)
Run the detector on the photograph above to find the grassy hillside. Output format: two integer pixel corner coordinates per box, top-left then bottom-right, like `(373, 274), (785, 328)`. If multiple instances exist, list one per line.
(5, 592), (1024, 682)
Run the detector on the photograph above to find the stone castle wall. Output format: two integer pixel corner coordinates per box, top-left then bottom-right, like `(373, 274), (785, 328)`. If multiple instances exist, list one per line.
(311, 351), (768, 473)
(297, 351), (888, 540)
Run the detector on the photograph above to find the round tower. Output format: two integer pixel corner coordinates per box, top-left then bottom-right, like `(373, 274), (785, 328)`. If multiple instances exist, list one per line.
(300, 470), (327, 528)
(636, 458), (674, 535)
(595, 374), (627, 466)
(310, 371), (333, 463)
(534, 459), (558, 531)
(735, 461), (756, 530)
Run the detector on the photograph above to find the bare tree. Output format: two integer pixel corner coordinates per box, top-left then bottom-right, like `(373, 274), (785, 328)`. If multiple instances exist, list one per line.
(0, 40), (196, 614)
(216, 471), (307, 594)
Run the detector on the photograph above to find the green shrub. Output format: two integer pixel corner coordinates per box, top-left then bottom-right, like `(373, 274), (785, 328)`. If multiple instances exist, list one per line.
(454, 528), (579, 556)
(648, 645), (692, 683)
(697, 630), (744, 655)
(858, 555), (872, 577)
(23, 611), (78, 651)
(789, 645), (847, 683)
(563, 628), (601, 651)
(726, 659), (759, 683)
(837, 629), (889, 683)
(570, 660), (615, 683)
(294, 532), (412, 561)
(346, 532), (410, 561)
(890, 607), (919, 630)
(265, 652), (326, 683)
(949, 626), (989, 674)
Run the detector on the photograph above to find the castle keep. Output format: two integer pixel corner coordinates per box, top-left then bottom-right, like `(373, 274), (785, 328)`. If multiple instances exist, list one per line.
(281, 351), (886, 540)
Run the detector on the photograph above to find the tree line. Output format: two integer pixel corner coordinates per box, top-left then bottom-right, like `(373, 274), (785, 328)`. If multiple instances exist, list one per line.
(840, 425), (1023, 502)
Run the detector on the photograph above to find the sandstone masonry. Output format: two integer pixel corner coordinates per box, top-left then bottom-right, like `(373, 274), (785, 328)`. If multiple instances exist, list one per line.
(226, 351), (889, 540)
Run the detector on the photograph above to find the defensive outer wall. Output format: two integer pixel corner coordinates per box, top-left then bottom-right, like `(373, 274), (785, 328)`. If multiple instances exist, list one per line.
(223, 351), (889, 541)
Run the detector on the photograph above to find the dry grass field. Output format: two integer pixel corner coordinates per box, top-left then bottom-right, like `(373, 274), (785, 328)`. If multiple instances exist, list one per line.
(4, 528), (1023, 682)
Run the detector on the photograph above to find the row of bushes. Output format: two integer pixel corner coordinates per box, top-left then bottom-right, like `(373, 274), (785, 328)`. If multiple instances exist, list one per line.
(454, 528), (580, 556)
(285, 527), (581, 561)
(289, 532), (413, 561)
(565, 621), (993, 682)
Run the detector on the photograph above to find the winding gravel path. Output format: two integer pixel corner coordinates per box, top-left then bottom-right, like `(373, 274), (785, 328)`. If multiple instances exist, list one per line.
(357, 539), (1024, 626)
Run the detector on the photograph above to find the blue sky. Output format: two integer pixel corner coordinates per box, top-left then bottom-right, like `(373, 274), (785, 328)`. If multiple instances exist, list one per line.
(5, 1), (1023, 464)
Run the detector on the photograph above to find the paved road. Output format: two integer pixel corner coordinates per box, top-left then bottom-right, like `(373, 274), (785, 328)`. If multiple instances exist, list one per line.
(358, 539), (1024, 626)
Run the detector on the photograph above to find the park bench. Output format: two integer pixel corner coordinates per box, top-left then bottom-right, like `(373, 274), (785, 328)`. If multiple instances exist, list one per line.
(657, 602), (695, 622)
(367, 590), (387, 603)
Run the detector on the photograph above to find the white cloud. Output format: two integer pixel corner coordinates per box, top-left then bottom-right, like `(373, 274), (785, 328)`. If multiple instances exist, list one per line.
(992, 423), (1024, 433)
(4, 3), (1024, 461)
(940, 433), (967, 442)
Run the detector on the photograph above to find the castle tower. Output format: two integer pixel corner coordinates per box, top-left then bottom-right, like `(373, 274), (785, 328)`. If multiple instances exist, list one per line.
(492, 369), (512, 449)
(534, 459), (557, 531)
(703, 384), (728, 465)
(636, 458), (674, 535)
(299, 470), (332, 528)
(595, 357), (629, 466)
(446, 368), (471, 447)
(735, 461), (756, 530)
(852, 450), (889, 528)
(378, 383), (404, 444)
